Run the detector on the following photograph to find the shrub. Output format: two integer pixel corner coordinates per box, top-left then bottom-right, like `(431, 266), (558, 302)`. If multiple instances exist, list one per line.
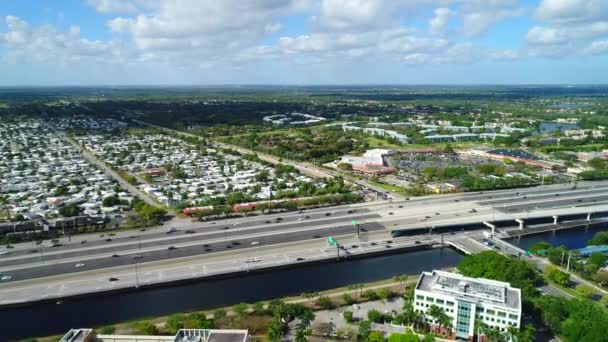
(343, 310), (354, 323)
(316, 296), (333, 309)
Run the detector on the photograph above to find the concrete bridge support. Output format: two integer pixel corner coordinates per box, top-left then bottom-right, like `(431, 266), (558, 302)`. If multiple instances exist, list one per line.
(587, 212), (593, 221)
(483, 221), (496, 236)
(515, 218), (525, 230)
(553, 215), (559, 225)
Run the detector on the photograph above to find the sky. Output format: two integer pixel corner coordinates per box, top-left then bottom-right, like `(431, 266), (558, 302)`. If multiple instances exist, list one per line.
(0, 0), (607, 85)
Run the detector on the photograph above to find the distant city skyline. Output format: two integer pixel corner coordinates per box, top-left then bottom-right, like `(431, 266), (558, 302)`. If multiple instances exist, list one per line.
(1, 0), (607, 85)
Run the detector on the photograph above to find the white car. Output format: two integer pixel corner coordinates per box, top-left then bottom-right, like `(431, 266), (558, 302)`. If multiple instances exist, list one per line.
(352, 304), (361, 310)
(75, 263), (86, 268)
(1, 275), (12, 281)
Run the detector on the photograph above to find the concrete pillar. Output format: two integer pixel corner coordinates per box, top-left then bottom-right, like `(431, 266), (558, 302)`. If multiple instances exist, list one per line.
(515, 218), (525, 230)
(587, 212), (593, 221)
(552, 215), (559, 225)
(483, 221), (495, 236)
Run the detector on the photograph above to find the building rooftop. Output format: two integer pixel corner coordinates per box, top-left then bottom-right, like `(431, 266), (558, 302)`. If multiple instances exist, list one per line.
(416, 270), (521, 311)
(59, 329), (93, 342)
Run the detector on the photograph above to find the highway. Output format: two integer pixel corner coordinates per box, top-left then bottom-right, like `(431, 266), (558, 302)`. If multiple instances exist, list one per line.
(3, 180), (608, 304)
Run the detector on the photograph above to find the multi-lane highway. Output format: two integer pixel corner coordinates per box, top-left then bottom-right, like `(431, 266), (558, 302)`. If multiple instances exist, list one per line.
(2, 180), (608, 304)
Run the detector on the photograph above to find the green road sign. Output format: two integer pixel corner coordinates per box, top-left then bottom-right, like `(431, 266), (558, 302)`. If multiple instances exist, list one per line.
(351, 220), (358, 225)
(328, 236), (338, 247)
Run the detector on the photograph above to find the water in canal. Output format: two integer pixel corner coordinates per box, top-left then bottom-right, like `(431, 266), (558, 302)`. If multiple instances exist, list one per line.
(3, 225), (608, 340)
(508, 224), (608, 250)
(1, 248), (462, 340)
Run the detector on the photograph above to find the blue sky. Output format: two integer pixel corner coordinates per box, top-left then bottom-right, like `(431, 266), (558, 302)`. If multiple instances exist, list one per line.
(0, 0), (607, 85)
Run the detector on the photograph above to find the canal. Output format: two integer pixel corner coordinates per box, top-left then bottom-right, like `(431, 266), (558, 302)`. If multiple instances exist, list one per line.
(2, 225), (607, 340)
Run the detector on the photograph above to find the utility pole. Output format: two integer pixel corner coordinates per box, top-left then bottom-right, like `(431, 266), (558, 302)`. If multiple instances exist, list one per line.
(567, 253), (572, 272)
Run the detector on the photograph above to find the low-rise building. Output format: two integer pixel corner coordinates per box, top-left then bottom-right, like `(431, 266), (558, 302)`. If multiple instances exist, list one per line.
(414, 270), (522, 341)
(61, 328), (249, 342)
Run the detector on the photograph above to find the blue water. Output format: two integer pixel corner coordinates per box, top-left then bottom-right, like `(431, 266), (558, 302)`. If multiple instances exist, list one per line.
(508, 224), (608, 250)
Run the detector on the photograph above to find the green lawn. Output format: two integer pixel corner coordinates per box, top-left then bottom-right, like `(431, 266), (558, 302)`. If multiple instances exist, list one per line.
(368, 180), (409, 196)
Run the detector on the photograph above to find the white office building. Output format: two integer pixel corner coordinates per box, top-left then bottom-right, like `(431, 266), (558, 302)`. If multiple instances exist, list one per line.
(414, 270), (522, 341)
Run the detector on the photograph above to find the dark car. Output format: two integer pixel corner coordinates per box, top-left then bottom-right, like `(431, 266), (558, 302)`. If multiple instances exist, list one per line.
(105, 238), (112, 242)
(109, 277), (119, 282)
(111, 254), (120, 258)
(167, 246), (177, 250)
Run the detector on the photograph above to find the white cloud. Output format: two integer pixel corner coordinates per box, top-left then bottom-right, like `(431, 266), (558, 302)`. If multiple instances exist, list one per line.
(87, 0), (155, 14)
(526, 0), (608, 57)
(460, 0), (527, 37)
(108, 0), (307, 54)
(583, 40), (608, 55)
(535, 0), (608, 24)
(0, 16), (124, 64)
(429, 7), (452, 35)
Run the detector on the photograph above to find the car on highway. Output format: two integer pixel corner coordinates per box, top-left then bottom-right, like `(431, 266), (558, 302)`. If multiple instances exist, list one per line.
(132, 255), (143, 259)
(352, 304), (361, 310)
(108, 277), (119, 282)
(296, 257), (305, 261)
(185, 230), (195, 234)
(167, 246), (177, 250)
(80, 240), (87, 244)
(166, 228), (177, 234)
(1, 275), (12, 281)
(139, 228), (146, 232)
(0, 251), (11, 256)
(105, 238), (112, 242)
(75, 263), (85, 268)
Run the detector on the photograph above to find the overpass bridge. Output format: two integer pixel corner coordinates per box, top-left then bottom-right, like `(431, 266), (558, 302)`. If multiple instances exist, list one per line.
(389, 205), (608, 237)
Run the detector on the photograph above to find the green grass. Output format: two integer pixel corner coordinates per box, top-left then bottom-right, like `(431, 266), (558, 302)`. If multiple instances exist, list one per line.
(368, 180), (409, 196)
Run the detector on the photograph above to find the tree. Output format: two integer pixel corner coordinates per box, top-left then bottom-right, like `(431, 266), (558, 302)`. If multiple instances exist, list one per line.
(422, 334), (435, 342)
(588, 157), (607, 170)
(59, 203), (79, 217)
(344, 310), (354, 323)
(517, 323), (536, 342)
(233, 303), (249, 318)
(388, 332), (419, 342)
(588, 231), (608, 245)
(165, 314), (185, 334)
(316, 296), (333, 309)
(367, 331), (384, 342)
(575, 284), (595, 298)
(133, 321), (159, 335)
(343, 292), (355, 305)
(358, 320), (372, 341)
(252, 302), (265, 315)
(295, 329), (307, 342)
(545, 265), (570, 286)
(338, 162), (353, 171)
(589, 253), (608, 269)
(213, 308), (227, 321)
(457, 251), (540, 300)
(377, 288), (393, 301)
(528, 241), (551, 255)
(367, 309), (384, 323)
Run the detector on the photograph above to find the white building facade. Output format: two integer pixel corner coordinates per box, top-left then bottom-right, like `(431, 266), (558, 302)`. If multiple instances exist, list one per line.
(414, 270), (522, 341)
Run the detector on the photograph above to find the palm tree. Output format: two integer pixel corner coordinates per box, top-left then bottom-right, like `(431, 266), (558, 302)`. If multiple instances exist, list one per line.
(295, 329), (307, 342)
(505, 326), (519, 342)
(517, 324), (536, 342)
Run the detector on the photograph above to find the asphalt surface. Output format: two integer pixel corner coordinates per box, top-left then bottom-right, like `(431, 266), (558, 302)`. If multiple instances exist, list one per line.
(1, 221), (385, 282)
(3, 180), (608, 286)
